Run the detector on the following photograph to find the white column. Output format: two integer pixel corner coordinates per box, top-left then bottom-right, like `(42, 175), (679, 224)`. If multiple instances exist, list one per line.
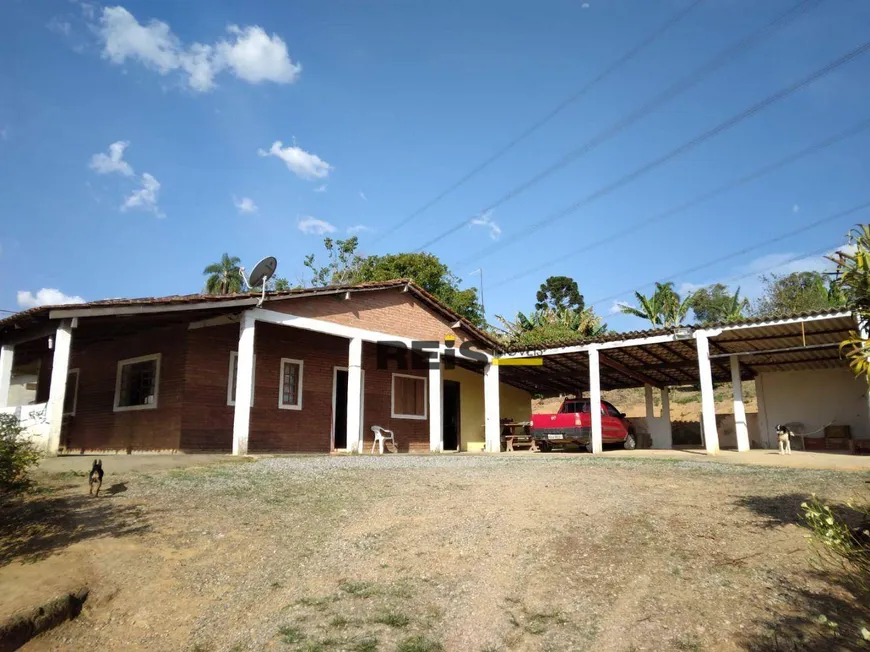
(660, 387), (673, 449)
(731, 355), (750, 452)
(644, 384), (655, 419)
(346, 337), (363, 453)
(695, 332), (720, 455)
(484, 362), (500, 452)
(45, 321), (73, 456)
(0, 344), (14, 408)
(428, 355), (443, 452)
(588, 347), (603, 454)
(232, 311), (256, 456)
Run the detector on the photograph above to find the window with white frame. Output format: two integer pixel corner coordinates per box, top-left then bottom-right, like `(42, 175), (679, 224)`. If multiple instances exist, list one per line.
(227, 351), (256, 407)
(114, 354), (160, 412)
(391, 373), (427, 419)
(63, 369), (79, 416)
(278, 358), (303, 410)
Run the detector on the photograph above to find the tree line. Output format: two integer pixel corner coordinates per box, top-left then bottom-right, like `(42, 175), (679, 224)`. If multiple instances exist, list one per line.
(202, 239), (848, 343)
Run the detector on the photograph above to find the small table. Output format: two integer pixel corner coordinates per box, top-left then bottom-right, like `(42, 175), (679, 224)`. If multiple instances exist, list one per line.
(501, 422), (537, 452)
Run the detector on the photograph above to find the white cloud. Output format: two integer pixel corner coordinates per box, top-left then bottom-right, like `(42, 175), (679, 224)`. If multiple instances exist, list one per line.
(216, 25), (302, 84)
(470, 210), (502, 240)
(347, 224), (372, 234)
(313, 184), (328, 193)
(96, 6), (301, 93)
(297, 216), (336, 235)
(609, 300), (630, 315)
(258, 140), (332, 180)
(47, 17), (72, 36)
(359, 191), (367, 201)
(793, 204), (800, 213)
(90, 141), (135, 176)
(233, 196), (258, 214)
(122, 172), (163, 217)
(17, 288), (85, 309)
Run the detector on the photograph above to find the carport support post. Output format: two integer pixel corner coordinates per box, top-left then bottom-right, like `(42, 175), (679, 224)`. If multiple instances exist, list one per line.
(232, 311), (256, 456)
(346, 337), (363, 453)
(588, 347), (603, 454)
(0, 344), (13, 407)
(484, 362), (500, 452)
(730, 355), (750, 452)
(660, 387), (672, 448)
(644, 385), (654, 419)
(695, 331), (720, 455)
(45, 320), (73, 456)
(428, 354), (443, 452)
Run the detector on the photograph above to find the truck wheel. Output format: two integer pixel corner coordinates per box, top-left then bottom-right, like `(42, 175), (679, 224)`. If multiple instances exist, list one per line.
(585, 442), (594, 453)
(624, 434), (637, 450)
(538, 440), (550, 452)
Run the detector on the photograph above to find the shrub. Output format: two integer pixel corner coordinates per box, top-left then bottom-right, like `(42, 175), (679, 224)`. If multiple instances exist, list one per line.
(0, 412), (41, 493)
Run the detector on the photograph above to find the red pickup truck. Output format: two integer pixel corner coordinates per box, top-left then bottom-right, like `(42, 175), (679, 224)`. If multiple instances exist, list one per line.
(530, 398), (636, 452)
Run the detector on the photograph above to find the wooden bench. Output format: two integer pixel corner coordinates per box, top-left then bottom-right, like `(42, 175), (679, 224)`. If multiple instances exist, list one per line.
(501, 422), (537, 452)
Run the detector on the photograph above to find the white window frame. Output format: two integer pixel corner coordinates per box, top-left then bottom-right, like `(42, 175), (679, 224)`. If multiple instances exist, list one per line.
(227, 351), (256, 407)
(113, 353), (161, 413)
(391, 372), (428, 420)
(278, 358), (304, 410)
(64, 368), (80, 416)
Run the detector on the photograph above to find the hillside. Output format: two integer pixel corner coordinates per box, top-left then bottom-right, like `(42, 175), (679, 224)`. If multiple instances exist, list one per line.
(532, 382), (758, 421)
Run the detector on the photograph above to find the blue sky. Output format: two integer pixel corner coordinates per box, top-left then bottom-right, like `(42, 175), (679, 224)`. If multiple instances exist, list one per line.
(1, 0), (868, 332)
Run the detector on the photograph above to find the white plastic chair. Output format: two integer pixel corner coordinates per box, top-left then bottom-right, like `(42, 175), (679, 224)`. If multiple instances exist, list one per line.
(370, 426), (396, 454)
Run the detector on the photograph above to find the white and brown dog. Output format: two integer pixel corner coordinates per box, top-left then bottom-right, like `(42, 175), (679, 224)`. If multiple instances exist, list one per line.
(775, 424), (794, 455)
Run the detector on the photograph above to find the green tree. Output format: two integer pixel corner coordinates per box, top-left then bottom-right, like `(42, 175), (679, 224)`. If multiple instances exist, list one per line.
(303, 236), (364, 287)
(752, 271), (844, 317)
(495, 307), (606, 346)
(355, 252), (484, 326)
(620, 282), (691, 328)
(832, 226), (870, 383)
(203, 253), (243, 295)
(690, 284), (748, 323)
(535, 276), (585, 312)
(303, 238), (485, 326)
(273, 277), (291, 291)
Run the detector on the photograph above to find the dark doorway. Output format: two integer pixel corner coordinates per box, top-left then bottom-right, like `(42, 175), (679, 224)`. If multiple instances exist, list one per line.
(334, 369), (348, 450)
(443, 380), (461, 451)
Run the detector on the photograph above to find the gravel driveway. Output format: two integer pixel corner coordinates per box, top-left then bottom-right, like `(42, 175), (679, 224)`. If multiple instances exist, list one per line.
(7, 455), (869, 651)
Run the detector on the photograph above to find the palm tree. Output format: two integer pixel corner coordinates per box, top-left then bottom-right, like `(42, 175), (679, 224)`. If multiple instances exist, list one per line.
(203, 253), (243, 295)
(620, 282), (691, 328)
(720, 287), (749, 322)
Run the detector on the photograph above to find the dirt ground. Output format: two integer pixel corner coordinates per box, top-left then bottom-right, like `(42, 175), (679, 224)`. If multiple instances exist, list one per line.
(3, 455), (869, 652)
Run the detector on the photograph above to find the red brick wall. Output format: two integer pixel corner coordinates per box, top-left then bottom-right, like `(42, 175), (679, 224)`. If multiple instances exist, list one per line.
(268, 289), (472, 344)
(178, 322), (430, 453)
(62, 326), (186, 452)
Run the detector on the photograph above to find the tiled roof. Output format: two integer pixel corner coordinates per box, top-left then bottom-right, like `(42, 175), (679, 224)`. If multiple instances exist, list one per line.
(0, 279), (501, 349)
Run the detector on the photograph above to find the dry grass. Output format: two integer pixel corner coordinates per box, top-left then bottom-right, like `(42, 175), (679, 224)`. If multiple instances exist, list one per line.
(6, 455), (868, 651)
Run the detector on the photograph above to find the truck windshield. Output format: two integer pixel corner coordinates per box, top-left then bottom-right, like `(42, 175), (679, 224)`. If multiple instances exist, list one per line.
(560, 401), (590, 414)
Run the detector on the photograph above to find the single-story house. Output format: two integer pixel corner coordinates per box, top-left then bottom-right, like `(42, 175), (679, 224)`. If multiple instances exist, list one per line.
(1, 280), (865, 456)
(0, 280), (530, 455)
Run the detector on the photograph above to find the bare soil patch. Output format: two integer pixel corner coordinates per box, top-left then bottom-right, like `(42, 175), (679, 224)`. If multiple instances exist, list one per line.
(4, 455), (868, 651)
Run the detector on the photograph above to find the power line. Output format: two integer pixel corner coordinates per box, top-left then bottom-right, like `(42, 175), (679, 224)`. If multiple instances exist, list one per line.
(585, 198), (870, 310)
(489, 116), (870, 290)
(369, 0), (705, 246)
(458, 36), (870, 267)
(413, 0), (825, 254)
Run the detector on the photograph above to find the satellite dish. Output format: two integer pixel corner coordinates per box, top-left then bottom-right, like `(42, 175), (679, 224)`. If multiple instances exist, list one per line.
(239, 256), (278, 307)
(248, 256), (278, 288)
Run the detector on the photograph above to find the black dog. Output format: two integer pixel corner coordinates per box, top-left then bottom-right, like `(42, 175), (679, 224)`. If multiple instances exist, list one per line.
(88, 459), (104, 497)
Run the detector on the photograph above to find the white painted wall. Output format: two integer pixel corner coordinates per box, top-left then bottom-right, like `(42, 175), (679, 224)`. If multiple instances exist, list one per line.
(7, 373), (38, 406)
(0, 403), (49, 449)
(756, 367), (870, 448)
